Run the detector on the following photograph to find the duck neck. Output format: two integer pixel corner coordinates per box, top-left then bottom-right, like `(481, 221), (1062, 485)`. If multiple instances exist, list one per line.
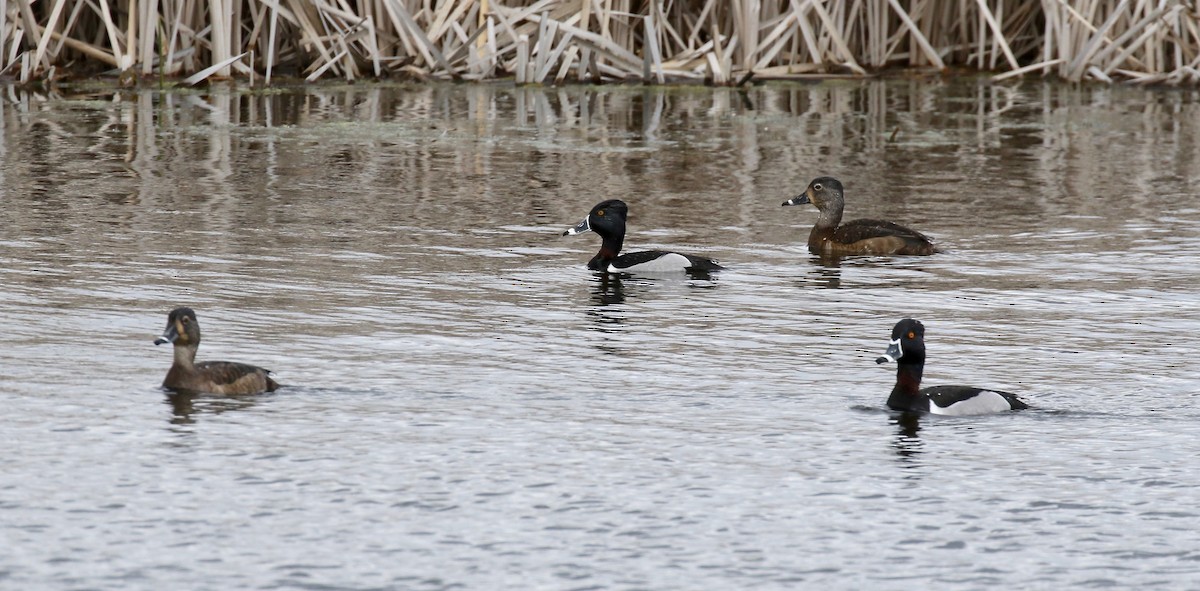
(807, 199), (844, 250)
(813, 199), (844, 230)
(172, 344), (198, 370)
(886, 359), (925, 412)
(588, 235), (623, 271)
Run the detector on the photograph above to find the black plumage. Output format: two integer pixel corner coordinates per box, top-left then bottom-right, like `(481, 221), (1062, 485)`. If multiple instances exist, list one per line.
(563, 199), (723, 273)
(876, 318), (1027, 415)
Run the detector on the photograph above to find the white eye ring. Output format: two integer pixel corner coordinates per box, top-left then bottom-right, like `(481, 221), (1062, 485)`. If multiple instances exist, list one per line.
(813, 183), (823, 191)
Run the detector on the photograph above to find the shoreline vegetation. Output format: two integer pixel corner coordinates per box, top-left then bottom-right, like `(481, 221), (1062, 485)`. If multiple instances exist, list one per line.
(1, 1), (1198, 87)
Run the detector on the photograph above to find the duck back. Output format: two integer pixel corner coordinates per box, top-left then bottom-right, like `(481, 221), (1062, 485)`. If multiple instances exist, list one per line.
(923, 386), (1028, 416)
(608, 250), (723, 272)
(813, 218), (936, 256)
(165, 361), (279, 395)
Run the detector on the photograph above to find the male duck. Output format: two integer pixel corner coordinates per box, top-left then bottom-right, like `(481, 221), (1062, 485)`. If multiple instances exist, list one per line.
(154, 307), (279, 395)
(875, 318), (1027, 415)
(563, 199), (723, 273)
(782, 177), (935, 256)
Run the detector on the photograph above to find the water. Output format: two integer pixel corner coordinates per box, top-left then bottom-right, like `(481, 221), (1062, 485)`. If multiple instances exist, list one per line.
(2, 78), (1200, 589)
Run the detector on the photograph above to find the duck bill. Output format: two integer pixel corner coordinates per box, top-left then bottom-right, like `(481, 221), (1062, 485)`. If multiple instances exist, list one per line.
(875, 339), (902, 364)
(781, 193), (811, 207)
(562, 217), (590, 236)
(155, 324), (179, 346)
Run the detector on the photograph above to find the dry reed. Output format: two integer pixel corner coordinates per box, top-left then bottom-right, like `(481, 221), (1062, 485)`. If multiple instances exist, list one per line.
(2, 1), (1199, 86)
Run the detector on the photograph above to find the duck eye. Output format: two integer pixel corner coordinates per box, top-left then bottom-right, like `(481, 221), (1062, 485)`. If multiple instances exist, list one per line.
(595, 209), (605, 217)
(813, 183), (823, 191)
(906, 331), (915, 339)
(181, 317), (190, 324)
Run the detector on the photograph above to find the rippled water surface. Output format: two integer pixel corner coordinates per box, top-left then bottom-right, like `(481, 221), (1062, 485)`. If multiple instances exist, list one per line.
(3, 78), (1200, 590)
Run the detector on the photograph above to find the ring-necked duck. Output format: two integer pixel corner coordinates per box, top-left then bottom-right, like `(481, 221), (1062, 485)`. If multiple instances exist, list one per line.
(782, 177), (936, 256)
(563, 199), (723, 273)
(875, 318), (1027, 415)
(154, 307), (279, 395)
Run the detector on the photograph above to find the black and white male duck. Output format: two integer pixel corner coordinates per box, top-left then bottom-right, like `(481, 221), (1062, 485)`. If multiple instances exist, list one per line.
(563, 199), (723, 273)
(875, 318), (1027, 415)
(782, 177), (936, 256)
(154, 307), (279, 395)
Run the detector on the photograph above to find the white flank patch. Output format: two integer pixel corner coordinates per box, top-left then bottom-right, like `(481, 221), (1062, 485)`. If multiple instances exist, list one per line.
(930, 391), (1013, 416)
(611, 252), (692, 273)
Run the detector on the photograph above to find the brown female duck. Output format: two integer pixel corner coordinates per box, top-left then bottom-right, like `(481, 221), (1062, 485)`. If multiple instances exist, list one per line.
(782, 177), (936, 256)
(154, 307), (279, 395)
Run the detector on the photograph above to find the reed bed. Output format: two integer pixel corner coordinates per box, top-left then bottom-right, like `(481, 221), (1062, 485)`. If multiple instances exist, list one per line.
(1, 1), (1198, 86)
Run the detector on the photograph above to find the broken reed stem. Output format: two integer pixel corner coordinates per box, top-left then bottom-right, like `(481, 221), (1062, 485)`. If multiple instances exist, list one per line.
(6, 0), (1200, 86)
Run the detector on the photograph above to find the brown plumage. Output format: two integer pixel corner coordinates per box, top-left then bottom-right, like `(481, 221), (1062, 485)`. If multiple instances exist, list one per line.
(782, 177), (936, 256)
(154, 307), (279, 395)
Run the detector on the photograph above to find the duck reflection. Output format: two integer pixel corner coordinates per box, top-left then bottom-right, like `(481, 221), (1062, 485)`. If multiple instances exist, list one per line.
(165, 391), (259, 425)
(591, 272), (627, 307)
(584, 272), (719, 354)
(810, 255), (843, 288)
(890, 411), (924, 464)
(588, 271), (718, 309)
(584, 273), (628, 355)
(685, 268), (720, 282)
(791, 255), (842, 289)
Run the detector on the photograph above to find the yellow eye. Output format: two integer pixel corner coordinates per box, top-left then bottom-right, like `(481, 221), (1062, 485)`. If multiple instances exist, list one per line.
(595, 209), (604, 216)
(907, 331), (915, 339)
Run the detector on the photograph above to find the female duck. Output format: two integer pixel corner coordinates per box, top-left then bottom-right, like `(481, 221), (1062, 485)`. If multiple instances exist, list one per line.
(782, 177), (935, 256)
(154, 307), (279, 395)
(875, 318), (1027, 415)
(563, 199), (723, 273)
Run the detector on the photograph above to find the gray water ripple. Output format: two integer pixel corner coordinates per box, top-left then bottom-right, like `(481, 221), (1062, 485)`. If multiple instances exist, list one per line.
(4, 80), (1200, 590)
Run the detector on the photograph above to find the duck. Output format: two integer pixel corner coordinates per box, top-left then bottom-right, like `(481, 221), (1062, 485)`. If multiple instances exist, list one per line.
(154, 307), (279, 395)
(562, 199), (723, 273)
(875, 318), (1027, 415)
(782, 177), (936, 256)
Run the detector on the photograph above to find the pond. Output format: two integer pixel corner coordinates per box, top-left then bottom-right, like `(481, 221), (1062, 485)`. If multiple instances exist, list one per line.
(2, 77), (1200, 589)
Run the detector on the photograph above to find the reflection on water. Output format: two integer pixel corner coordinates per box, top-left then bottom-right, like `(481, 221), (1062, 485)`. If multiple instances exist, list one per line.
(6, 79), (1199, 236)
(587, 273), (627, 355)
(165, 391), (260, 426)
(891, 411), (924, 465)
(590, 273), (627, 308)
(3, 79), (1200, 589)
(809, 257), (844, 288)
